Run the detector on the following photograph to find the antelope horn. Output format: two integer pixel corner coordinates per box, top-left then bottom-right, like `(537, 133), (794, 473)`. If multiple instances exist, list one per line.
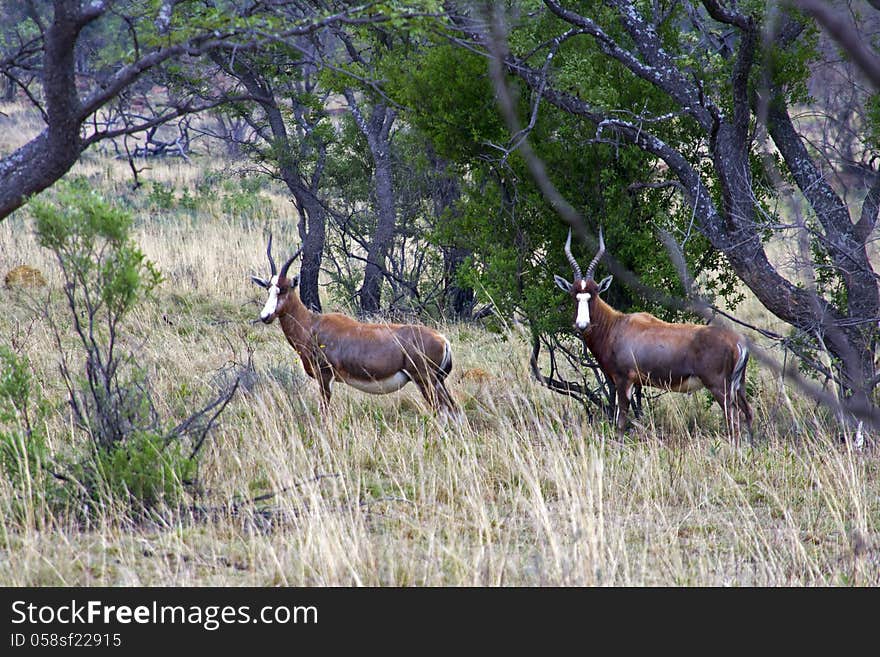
(584, 227), (605, 281)
(564, 228), (583, 281)
(267, 233), (277, 276)
(279, 245), (304, 280)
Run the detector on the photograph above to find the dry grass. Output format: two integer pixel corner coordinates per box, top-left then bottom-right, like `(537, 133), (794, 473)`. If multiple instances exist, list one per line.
(0, 106), (878, 587)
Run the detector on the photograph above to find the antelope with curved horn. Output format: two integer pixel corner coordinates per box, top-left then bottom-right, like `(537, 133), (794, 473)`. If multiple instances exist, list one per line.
(251, 235), (459, 420)
(554, 228), (753, 441)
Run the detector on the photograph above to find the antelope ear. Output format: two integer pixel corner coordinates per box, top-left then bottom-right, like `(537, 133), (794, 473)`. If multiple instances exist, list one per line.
(597, 275), (613, 294)
(289, 274), (300, 289)
(250, 275), (269, 289)
(554, 275), (572, 293)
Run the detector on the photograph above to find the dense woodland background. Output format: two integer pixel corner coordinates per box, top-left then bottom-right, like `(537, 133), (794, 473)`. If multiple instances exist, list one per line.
(0, 1), (879, 585)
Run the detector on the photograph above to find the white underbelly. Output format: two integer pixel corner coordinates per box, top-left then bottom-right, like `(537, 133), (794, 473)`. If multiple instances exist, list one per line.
(343, 371), (410, 394)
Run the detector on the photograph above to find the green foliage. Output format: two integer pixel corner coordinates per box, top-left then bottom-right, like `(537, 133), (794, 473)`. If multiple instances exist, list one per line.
(148, 181), (177, 210)
(325, 114), (375, 203)
(0, 346), (32, 425)
(866, 94), (880, 149)
(220, 180), (270, 222)
(0, 347), (49, 497)
(178, 187), (200, 212)
(385, 41), (506, 162)
(32, 178), (163, 321)
(759, 18), (819, 107)
(88, 432), (196, 510)
(22, 179), (224, 518)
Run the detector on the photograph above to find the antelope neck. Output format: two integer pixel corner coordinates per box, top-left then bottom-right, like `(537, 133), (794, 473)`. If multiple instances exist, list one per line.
(278, 292), (315, 344)
(583, 297), (618, 348)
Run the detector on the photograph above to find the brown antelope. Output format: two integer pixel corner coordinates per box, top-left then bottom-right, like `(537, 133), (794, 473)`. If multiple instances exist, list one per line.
(554, 228), (753, 441)
(251, 236), (459, 420)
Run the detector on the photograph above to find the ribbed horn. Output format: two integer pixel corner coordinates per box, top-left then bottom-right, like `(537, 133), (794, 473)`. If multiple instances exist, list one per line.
(279, 245), (304, 280)
(564, 228), (583, 281)
(584, 226), (605, 281)
(267, 233), (277, 276)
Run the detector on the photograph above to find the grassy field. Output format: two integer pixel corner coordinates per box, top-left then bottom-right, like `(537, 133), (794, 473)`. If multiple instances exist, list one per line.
(0, 105), (878, 586)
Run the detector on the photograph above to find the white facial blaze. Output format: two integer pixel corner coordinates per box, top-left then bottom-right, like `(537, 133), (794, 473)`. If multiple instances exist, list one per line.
(575, 292), (591, 329)
(260, 275), (280, 321)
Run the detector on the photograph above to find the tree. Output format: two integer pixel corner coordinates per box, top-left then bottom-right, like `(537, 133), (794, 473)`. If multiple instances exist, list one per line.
(206, 35), (335, 312)
(383, 27), (729, 412)
(0, 0), (392, 224)
(442, 1), (878, 412)
(206, 10), (457, 316)
(342, 87), (399, 314)
(320, 20), (407, 316)
(26, 179), (240, 514)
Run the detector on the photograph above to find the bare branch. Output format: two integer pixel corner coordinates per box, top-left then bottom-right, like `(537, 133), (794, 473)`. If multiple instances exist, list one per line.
(790, 0), (880, 90)
(529, 334), (602, 412)
(544, 0), (717, 130)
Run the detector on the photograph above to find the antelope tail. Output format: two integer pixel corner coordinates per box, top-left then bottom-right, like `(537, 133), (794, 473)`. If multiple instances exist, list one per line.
(438, 336), (453, 379)
(730, 343), (749, 396)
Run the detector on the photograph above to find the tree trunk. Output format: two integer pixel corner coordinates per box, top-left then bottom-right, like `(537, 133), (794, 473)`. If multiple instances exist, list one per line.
(212, 52), (327, 310)
(443, 246), (475, 319)
(428, 151), (474, 319)
(357, 139), (395, 314)
(344, 90), (398, 315)
(0, 0), (85, 220)
(296, 193), (326, 312)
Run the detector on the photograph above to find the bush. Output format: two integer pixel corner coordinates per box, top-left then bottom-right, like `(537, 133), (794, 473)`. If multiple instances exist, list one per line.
(33, 179), (163, 449)
(0, 347), (53, 521)
(147, 181), (176, 210)
(22, 179), (238, 520)
(88, 432), (196, 510)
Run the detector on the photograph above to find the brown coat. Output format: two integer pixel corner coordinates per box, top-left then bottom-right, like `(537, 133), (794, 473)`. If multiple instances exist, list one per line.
(256, 262), (457, 418)
(556, 228), (752, 439)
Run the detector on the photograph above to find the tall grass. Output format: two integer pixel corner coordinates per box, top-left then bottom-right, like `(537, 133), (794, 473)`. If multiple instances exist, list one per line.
(0, 105), (877, 586)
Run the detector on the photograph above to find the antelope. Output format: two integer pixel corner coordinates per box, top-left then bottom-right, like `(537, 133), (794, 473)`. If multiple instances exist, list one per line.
(554, 228), (753, 441)
(251, 236), (459, 420)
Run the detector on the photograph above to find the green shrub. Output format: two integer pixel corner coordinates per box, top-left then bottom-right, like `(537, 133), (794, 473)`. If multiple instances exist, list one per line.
(178, 187), (199, 211)
(24, 179), (238, 520)
(89, 432), (196, 510)
(220, 188), (266, 220)
(0, 347), (53, 521)
(147, 181), (176, 210)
